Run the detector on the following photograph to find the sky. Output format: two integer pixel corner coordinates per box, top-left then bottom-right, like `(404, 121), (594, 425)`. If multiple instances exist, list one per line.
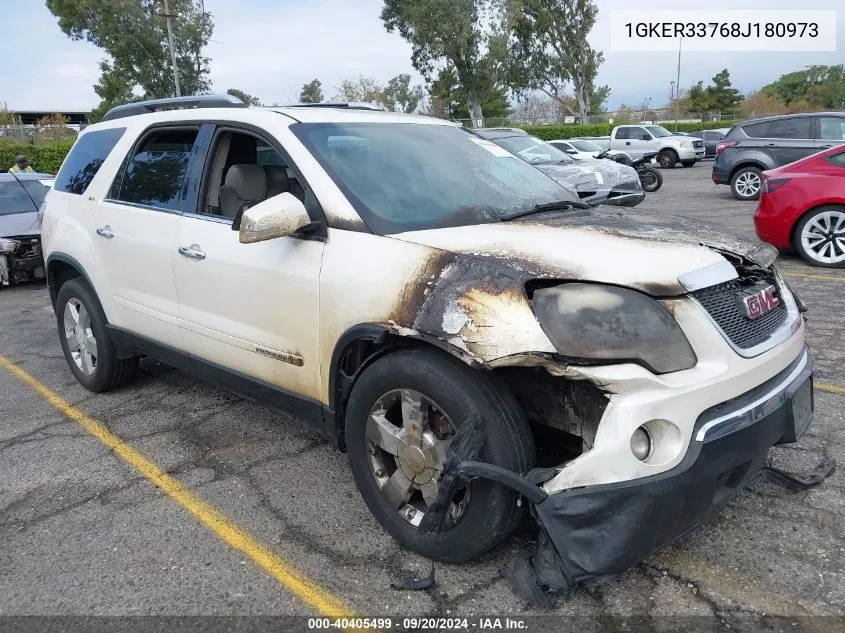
(1, 0), (842, 113)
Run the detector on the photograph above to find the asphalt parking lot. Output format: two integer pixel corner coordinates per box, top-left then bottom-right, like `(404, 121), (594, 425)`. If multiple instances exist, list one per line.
(1, 162), (844, 628)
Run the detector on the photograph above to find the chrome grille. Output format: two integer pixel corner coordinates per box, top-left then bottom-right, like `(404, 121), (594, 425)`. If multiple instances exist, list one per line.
(692, 274), (788, 349)
(693, 140), (704, 149)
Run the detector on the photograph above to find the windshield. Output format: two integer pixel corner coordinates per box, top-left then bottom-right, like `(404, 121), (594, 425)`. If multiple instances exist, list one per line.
(569, 140), (602, 152)
(489, 135), (573, 165)
(645, 125), (673, 138)
(0, 181), (37, 215)
(291, 123), (580, 234)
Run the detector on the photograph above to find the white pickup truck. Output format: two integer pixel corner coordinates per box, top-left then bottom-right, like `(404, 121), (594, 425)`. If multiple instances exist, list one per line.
(605, 124), (705, 168)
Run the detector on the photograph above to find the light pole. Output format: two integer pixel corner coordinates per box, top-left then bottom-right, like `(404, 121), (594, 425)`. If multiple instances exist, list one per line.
(162, 0), (182, 97)
(675, 37), (682, 131)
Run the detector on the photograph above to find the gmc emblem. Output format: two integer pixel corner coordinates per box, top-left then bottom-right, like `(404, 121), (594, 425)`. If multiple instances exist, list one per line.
(738, 285), (779, 319)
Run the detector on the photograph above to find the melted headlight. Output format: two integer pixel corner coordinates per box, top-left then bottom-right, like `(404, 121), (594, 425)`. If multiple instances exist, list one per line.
(532, 283), (697, 374)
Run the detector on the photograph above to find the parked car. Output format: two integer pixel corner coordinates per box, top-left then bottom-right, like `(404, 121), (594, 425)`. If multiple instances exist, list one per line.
(601, 124), (705, 168)
(547, 138), (631, 162)
(688, 129), (725, 158)
(713, 112), (845, 201)
(0, 172), (52, 287)
(754, 145), (845, 267)
(473, 128), (644, 207)
(42, 95), (813, 592)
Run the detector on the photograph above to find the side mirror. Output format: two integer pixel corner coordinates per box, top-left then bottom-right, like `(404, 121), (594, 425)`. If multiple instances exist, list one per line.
(237, 193), (312, 244)
(641, 133), (651, 140)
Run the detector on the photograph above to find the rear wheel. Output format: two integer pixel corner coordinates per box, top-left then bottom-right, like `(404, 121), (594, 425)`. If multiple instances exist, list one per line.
(658, 149), (678, 169)
(345, 348), (534, 562)
(730, 166), (762, 201)
(56, 278), (137, 392)
(681, 160), (696, 168)
(794, 205), (845, 268)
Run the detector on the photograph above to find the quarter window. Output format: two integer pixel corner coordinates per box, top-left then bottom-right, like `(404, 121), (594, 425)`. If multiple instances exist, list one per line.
(114, 129), (198, 210)
(54, 127), (125, 195)
(818, 117), (845, 141)
(615, 128), (630, 140)
(766, 118), (812, 140)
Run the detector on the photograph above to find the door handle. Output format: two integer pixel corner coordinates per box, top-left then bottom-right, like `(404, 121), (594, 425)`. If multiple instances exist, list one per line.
(820, 144), (832, 149)
(625, 141), (631, 145)
(178, 246), (206, 260)
(95, 226), (114, 239)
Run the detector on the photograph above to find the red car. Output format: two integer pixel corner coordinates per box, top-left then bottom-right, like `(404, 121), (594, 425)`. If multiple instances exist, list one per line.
(754, 145), (845, 268)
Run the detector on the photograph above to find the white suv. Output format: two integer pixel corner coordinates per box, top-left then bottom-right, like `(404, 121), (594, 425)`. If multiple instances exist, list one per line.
(41, 95), (814, 591)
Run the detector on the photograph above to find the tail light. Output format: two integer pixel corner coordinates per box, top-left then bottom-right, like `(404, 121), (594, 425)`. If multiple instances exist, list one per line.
(761, 176), (790, 194)
(715, 141), (736, 155)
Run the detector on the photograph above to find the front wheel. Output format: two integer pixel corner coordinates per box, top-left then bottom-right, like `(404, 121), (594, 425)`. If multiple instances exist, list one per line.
(56, 278), (138, 392)
(794, 205), (845, 268)
(730, 166), (762, 201)
(639, 167), (663, 192)
(658, 149), (678, 169)
(345, 348), (535, 562)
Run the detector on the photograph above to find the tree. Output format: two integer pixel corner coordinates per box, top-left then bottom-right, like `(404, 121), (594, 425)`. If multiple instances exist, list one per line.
(707, 69), (742, 114)
(507, 0), (605, 121)
(588, 85), (610, 115)
(512, 92), (557, 122)
(226, 88), (261, 106)
(683, 81), (711, 113)
(762, 65), (845, 110)
(0, 102), (19, 126)
(381, 0), (505, 125)
(334, 75), (388, 107)
(46, 0), (213, 119)
(740, 90), (786, 117)
(299, 79), (324, 104)
(429, 66), (510, 120)
(383, 74), (425, 113)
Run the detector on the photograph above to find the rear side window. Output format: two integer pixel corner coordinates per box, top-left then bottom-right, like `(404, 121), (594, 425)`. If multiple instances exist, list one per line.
(741, 121), (770, 138)
(0, 181), (36, 215)
(114, 129), (199, 210)
(54, 128), (125, 194)
(766, 118), (812, 140)
(615, 128), (630, 140)
(818, 117), (845, 141)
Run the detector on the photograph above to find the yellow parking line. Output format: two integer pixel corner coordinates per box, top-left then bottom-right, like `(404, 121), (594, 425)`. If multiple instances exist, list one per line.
(817, 382), (845, 396)
(0, 354), (353, 619)
(782, 272), (845, 282)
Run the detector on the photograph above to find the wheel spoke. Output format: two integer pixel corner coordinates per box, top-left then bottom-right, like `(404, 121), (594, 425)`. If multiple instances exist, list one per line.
(381, 470), (413, 509)
(805, 232), (825, 245)
(420, 479), (441, 507)
(66, 336), (81, 352)
(80, 350), (94, 374)
(428, 437), (452, 469)
(400, 390), (425, 440)
(833, 213), (845, 232)
(366, 412), (402, 455)
(77, 303), (90, 328)
(85, 332), (98, 359)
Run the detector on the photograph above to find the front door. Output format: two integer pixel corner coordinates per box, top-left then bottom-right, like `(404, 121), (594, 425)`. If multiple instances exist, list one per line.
(172, 126), (324, 400)
(623, 127), (653, 159)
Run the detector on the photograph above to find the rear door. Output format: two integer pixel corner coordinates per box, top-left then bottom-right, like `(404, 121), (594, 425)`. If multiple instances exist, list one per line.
(761, 117), (815, 166)
(93, 124), (212, 349)
(814, 115), (845, 151)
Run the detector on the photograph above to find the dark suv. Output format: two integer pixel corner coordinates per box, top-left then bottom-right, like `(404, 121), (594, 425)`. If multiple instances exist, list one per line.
(712, 112), (845, 200)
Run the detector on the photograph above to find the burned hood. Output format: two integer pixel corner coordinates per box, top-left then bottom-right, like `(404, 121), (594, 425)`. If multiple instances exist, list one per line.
(0, 212), (39, 238)
(535, 160), (639, 191)
(389, 208), (777, 296)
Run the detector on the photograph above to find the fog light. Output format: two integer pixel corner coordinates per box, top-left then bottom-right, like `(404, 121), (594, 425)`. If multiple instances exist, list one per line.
(631, 426), (653, 461)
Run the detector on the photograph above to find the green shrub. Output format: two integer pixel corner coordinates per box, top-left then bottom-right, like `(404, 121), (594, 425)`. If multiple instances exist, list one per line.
(519, 121), (740, 141)
(0, 140), (74, 175)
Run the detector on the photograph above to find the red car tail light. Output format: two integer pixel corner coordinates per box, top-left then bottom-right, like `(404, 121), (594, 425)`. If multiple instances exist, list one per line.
(715, 141), (736, 155)
(761, 177), (790, 194)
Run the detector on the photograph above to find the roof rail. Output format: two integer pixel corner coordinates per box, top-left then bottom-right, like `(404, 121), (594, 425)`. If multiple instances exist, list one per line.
(100, 94), (247, 122)
(284, 102), (387, 111)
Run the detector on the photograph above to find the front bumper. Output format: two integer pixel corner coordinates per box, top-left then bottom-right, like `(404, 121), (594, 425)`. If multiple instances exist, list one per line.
(676, 147), (703, 161)
(533, 346), (812, 584)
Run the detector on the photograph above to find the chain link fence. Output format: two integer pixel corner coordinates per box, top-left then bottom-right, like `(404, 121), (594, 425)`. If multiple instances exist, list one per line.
(451, 111), (781, 129)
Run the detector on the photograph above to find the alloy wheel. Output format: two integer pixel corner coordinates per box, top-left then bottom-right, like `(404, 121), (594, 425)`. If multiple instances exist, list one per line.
(734, 171), (761, 198)
(63, 298), (98, 375)
(801, 210), (845, 265)
(365, 389), (469, 528)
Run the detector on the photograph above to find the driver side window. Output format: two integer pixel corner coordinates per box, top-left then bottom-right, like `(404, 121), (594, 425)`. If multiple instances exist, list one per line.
(198, 129), (306, 220)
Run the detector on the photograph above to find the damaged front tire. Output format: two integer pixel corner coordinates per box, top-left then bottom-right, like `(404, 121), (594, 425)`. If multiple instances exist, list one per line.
(345, 347), (535, 563)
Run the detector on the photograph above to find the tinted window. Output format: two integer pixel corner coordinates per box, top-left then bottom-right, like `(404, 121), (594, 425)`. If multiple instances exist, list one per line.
(705, 131), (723, 140)
(615, 127), (630, 140)
(292, 123), (580, 234)
(766, 118), (812, 140)
(20, 179), (52, 207)
(827, 152), (845, 167)
(0, 181), (36, 215)
(742, 121), (771, 138)
(54, 128), (125, 194)
(818, 117), (845, 141)
(116, 129), (198, 209)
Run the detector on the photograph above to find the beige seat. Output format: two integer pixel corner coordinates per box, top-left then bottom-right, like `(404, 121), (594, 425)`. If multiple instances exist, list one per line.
(218, 164), (267, 219)
(264, 165), (292, 198)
